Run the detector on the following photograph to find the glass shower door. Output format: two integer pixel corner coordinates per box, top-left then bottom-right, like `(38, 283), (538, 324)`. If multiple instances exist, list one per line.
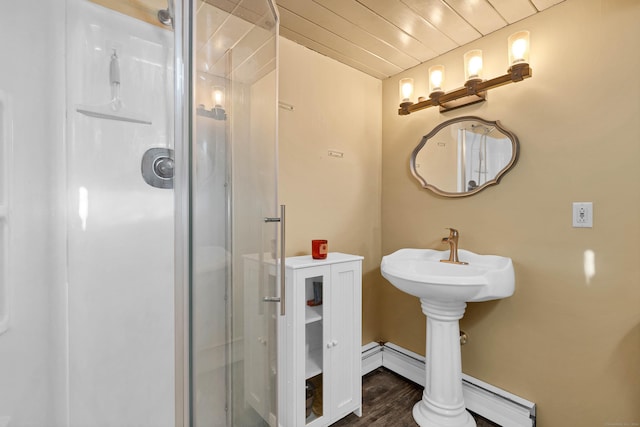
(188, 1), (279, 426)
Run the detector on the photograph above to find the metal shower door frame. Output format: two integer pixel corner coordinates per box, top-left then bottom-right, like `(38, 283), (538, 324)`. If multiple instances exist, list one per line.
(173, 0), (191, 425)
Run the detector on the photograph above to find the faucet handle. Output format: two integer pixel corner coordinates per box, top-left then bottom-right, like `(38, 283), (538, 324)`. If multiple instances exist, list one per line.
(442, 228), (456, 243)
(444, 227), (459, 238)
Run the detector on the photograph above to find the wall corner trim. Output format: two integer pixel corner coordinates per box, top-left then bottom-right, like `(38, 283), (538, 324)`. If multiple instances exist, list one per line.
(361, 342), (536, 427)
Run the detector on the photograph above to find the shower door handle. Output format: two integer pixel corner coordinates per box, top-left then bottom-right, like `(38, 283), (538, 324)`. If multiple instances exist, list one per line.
(263, 204), (286, 316)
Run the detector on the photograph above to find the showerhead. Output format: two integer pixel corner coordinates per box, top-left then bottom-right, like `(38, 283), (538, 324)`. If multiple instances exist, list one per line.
(470, 124), (495, 135)
(158, 0), (174, 27)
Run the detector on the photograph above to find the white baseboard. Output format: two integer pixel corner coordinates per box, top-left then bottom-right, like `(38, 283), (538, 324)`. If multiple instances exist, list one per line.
(362, 342), (536, 427)
(361, 341), (382, 376)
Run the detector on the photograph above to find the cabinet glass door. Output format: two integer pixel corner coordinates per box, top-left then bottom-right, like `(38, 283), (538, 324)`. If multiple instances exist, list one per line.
(305, 275), (325, 424)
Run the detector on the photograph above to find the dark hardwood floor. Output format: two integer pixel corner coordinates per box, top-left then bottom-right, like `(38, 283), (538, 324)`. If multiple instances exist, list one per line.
(330, 368), (500, 427)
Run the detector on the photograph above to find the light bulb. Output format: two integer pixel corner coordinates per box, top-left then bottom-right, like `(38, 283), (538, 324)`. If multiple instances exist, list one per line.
(429, 65), (445, 94)
(431, 70), (443, 88)
(399, 78), (414, 104)
(468, 56), (482, 77)
(469, 57), (482, 75)
(464, 50), (483, 81)
(512, 39), (527, 61)
(212, 86), (224, 107)
(508, 31), (530, 66)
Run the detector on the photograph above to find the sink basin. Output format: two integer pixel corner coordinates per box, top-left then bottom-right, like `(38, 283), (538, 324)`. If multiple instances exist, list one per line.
(381, 248), (514, 302)
(380, 247), (515, 427)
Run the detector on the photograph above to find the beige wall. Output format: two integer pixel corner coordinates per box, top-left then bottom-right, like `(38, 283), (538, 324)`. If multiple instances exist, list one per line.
(278, 37), (383, 345)
(279, 0), (639, 423)
(381, 0), (640, 425)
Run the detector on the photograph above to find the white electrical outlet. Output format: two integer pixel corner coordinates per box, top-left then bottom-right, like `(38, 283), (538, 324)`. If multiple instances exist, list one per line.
(572, 202), (593, 228)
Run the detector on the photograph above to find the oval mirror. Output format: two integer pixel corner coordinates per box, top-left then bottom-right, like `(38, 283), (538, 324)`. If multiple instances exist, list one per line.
(410, 116), (519, 197)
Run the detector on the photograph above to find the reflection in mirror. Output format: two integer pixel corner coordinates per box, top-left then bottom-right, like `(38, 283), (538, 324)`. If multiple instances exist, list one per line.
(411, 116), (519, 197)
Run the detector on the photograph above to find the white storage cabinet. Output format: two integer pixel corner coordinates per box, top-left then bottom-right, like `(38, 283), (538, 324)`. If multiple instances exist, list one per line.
(278, 253), (363, 427)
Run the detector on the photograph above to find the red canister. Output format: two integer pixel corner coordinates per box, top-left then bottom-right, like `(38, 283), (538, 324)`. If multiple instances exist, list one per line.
(312, 240), (328, 259)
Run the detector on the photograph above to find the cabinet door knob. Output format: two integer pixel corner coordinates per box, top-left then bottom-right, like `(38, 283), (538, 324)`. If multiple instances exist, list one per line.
(332, 340), (338, 347)
(327, 342), (332, 349)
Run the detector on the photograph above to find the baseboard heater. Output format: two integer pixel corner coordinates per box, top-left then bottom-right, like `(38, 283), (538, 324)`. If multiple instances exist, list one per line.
(362, 342), (536, 427)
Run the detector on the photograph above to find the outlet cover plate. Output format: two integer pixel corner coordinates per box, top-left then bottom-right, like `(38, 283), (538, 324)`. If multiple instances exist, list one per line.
(573, 202), (593, 228)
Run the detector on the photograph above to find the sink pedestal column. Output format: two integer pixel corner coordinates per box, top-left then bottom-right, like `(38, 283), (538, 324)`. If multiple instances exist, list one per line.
(413, 299), (475, 427)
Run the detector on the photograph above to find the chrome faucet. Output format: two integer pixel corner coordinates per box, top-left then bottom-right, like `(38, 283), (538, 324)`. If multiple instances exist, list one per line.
(441, 228), (468, 265)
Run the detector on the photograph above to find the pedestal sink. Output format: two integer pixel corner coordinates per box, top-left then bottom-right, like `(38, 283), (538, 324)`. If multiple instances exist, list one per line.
(381, 248), (514, 427)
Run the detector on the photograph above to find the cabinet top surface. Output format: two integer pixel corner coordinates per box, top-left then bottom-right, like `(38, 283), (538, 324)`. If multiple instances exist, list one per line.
(286, 252), (363, 269)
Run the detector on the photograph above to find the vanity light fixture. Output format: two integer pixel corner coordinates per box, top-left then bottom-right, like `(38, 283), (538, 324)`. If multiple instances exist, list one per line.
(196, 86), (227, 120)
(212, 86), (225, 108)
(399, 31), (532, 115)
(209, 86), (227, 120)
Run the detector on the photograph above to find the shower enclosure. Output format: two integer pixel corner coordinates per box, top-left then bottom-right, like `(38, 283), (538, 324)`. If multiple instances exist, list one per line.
(459, 125), (512, 192)
(0, 0), (279, 426)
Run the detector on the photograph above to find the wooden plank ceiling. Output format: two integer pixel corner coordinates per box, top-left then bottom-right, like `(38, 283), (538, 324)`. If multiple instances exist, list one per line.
(90, 0), (566, 80)
(277, 0), (565, 79)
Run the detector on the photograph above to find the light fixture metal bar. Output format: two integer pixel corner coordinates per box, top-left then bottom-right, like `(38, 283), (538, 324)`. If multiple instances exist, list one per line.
(438, 92), (486, 113)
(398, 65), (532, 115)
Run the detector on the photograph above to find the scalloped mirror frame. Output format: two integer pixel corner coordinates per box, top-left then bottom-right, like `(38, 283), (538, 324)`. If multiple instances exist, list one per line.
(410, 116), (520, 197)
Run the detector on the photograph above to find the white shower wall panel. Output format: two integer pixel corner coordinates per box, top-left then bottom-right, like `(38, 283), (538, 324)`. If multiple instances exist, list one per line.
(0, 0), (67, 426)
(66, 2), (174, 426)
